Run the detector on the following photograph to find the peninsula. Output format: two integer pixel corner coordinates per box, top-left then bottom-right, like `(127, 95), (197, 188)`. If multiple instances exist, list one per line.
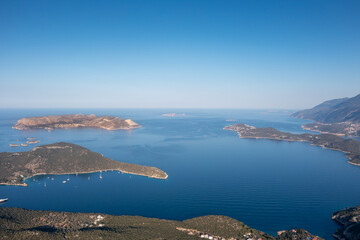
(224, 123), (360, 166)
(13, 114), (141, 130)
(0, 142), (167, 186)
(0, 207), (322, 240)
(292, 94), (360, 136)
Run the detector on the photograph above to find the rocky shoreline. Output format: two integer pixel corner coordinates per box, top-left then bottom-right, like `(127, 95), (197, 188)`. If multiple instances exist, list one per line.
(332, 206), (360, 240)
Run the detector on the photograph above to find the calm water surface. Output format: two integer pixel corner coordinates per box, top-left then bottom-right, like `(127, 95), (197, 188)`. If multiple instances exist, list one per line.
(1, 109), (360, 239)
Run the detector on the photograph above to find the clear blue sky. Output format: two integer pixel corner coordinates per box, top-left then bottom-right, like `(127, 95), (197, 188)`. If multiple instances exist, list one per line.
(1, 0), (359, 109)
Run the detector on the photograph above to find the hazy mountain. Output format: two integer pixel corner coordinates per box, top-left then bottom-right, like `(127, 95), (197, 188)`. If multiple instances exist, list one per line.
(292, 94), (360, 123)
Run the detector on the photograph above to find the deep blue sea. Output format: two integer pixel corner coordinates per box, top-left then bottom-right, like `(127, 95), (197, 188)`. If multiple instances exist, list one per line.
(1, 109), (360, 239)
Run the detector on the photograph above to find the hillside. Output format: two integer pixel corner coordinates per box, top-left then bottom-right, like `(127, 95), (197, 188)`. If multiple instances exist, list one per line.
(0, 142), (167, 186)
(292, 94), (360, 123)
(292, 94), (360, 136)
(0, 207), (322, 240)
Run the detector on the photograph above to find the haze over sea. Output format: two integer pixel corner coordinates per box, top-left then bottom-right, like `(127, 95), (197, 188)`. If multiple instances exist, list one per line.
(1, 109), (360, 239)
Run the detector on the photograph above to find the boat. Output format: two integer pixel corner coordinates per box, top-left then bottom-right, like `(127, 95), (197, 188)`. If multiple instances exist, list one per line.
(62, 181), (66, 184)
(0, 198), (8, 203)
(21, 143), (28, 147)
(100, 173), (102, 179)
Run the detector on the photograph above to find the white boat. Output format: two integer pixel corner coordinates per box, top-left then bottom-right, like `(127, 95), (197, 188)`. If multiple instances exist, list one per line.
(0, 198), (8, 203)
(62, 181), (66, 184)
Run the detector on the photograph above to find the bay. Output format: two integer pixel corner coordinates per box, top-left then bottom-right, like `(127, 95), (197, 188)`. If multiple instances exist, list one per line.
(1, 108), (360, 239)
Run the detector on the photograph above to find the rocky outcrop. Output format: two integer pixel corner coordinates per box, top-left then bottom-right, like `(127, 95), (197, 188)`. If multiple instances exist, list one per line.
(332, 206), (360, 240)
(13, 114), (141, 130)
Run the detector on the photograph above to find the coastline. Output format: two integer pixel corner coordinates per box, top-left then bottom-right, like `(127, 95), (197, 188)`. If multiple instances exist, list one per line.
(0, 168), (168, 187)
(0, 182), (27, 187)
(301, 125), (346, 136)
(239, 134), (355, 163)
(224, 126), (358, 166)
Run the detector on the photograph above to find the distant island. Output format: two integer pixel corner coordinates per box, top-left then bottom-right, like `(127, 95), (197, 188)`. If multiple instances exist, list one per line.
(0, 207), (322, 240)
(0, 142), (167, 186)
(224, 123), (360, 166)
(332, 205), (360, 240)
(292, 94), (360, 136)
(13, 114), (141, 131)
(161, 113), (186, 117)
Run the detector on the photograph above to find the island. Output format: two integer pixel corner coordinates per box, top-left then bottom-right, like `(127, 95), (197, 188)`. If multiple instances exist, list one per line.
(224, 123), (360, 166)
(161, 113), (186, 117)
(0, 142), (167, 186)
(332, 206), (360, 240)
(13, 114), (141, 131)
(0, 207), (322, 240)
(292, 94), (360, 136)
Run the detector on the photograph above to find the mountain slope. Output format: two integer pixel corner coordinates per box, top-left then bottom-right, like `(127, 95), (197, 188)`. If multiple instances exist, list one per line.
(292, 94), (360, 136)
(292, 94), (360, 123)
(292, 97), (349, 122)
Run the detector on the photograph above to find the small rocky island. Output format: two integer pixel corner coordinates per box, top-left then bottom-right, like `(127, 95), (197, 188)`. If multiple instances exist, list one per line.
(0, 142), (167, 186)
(332, 206), (360, 240)
(224, 123), (360, 166)
(0, 207), (322, 240)
(161, 113), (186, 117)
(13, 114), (141, 130)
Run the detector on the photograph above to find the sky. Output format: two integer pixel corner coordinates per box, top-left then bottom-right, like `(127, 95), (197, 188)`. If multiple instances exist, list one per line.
(0, 0), (359, 109)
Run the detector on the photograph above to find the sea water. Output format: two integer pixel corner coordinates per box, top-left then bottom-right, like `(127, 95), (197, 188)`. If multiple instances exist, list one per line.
(1, 108), (360, 239)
